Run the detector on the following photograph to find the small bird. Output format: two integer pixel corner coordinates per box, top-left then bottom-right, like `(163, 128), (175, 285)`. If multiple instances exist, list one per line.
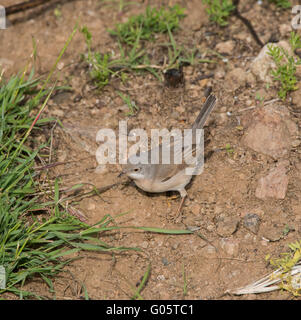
(119, 94), (217, 218)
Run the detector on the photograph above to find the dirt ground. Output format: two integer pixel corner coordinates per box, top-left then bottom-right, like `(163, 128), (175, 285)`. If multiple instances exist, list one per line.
(1, 0), (301, 300)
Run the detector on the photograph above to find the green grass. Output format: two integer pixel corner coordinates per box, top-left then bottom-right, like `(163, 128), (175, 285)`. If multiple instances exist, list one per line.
(109, 5), (185, 46)
(0, 66), (193, 298)
(81, 25), (159, 88)
(81, 15), (214, 90)
(117, 91), (139, 116)
(202, 0), (235, 26)
(0, 70), (138, 298)
(267, 32), (301, 100)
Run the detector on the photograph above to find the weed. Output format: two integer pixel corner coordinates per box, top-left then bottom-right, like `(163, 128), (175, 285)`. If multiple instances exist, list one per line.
(202, 0), (236, 26)
(117, 91), (139, 116)
(225, 143), (234, 156)
(266, 240), (301, 296)
(81, 25), (157, 88)
(289, 30), (301, 51)
(109, 5), (185, 46)
(81, 26), (118, 88)
(267, 32), (301, 99)
(131, 263), (151, 300)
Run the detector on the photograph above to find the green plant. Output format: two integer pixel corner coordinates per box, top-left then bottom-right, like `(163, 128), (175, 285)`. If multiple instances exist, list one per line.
(267, 33), (301, 99)
(81, 26), (118, 88)
(117, 91), (139, 116)
(0, 70), (138, 298)
(202, 0), (235, 26)
(225, 143), (234, 156)
(266, 240), (301, 296)
(109, 5), (185, 46)
(289, 31), (301, 51)
(268, 0), (291, 9)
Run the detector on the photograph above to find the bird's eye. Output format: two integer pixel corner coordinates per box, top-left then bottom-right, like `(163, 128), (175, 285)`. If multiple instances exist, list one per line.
(134, 168), (139, 172)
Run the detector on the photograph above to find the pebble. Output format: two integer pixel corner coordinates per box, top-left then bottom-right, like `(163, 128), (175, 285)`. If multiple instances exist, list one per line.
(157, 275), (165, 281)
(242, 105), (292, 159)
(162, 257), (169, 266)
(215, 40), (236, 55)
(243, 213), (261, 234)
(140, 241), (148, 249)
(291, 139), (301, 148)
(261, 225), (283, 242)
(255, 161), (289, 200)
(220, 238), (239, 256)
(216, 216), (239, 237)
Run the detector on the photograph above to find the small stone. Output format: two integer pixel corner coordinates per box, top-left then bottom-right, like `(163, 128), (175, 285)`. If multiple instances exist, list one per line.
(140, 241), (148, 249)
(215, 40), (235, 55)
(262, 225), (283, 242)
(57, 62), (64, 70)
(207, 224), (215, 232)
(242, 105), (292, 159)
(291, 139), (301, 147)
(90, 108), (100, 115)
(255, 161), (289, 200)
(162, 257), (169, 266)
(216, 216), (239, 237)
(214, 69), (225, 79)
(220, 238), (239, 256)
(157, 275), (165, 281)
(243, 213), (261, 234)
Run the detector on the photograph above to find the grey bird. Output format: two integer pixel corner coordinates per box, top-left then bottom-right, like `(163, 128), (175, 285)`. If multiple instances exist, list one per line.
(119, 94), (217, 218)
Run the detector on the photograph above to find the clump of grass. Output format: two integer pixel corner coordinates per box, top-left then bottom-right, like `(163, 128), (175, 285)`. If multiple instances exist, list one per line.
(0, 71), (137, 298)
(266, 240), (301, 296)
(268, 0), (291, 9)
(202, 0), (235, 26)
(117, 91), (139, 116)
(267, 31), (301, 99)
(81, 25), (155, 88)
(109, 5), (185, 46)
(231, 240), (301, 296)
(81, 26), (117, 88)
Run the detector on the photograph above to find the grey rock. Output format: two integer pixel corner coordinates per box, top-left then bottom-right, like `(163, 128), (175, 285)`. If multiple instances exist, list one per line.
(243, 213), (261, 234)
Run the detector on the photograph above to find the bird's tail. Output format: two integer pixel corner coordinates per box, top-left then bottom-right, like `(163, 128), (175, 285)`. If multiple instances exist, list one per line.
(192, 94), (217, 130)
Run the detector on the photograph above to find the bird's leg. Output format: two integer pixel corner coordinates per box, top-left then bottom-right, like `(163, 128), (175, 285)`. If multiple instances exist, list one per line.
(175, 189), (187, 222)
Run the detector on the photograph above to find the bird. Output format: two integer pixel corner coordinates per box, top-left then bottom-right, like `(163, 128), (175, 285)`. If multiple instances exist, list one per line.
(119, 94), (217, 218)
